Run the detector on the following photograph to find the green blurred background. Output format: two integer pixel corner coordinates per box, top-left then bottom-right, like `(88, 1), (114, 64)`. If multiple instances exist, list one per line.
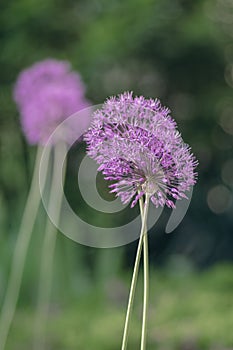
(0, 0), (233, 349)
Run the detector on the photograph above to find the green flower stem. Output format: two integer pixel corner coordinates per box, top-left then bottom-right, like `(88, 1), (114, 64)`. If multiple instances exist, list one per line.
(33, 141), (67, 350)
(141, 194), (149, 350)
(0, 146), (47, 350)
(121, 194), (150, 350)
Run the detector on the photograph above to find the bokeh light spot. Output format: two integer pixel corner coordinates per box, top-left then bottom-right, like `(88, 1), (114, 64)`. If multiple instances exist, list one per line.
(207, 184), (232, 214)
(219, 104), (233, 135)
(221, 159), (233, 186)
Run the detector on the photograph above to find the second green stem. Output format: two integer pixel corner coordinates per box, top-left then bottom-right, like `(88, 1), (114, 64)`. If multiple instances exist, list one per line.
(141, 200), (149, 350)
(121, 194), (150, 350)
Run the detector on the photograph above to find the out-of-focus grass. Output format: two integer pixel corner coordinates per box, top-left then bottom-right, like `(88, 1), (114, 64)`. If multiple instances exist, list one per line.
(7, 264), (233, 349)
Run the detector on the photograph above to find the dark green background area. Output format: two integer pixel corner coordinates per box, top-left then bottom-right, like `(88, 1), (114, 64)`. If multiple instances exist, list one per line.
(0, 0), (233, 348)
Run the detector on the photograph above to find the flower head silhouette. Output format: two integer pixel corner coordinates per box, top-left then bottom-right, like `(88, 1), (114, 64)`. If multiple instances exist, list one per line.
(85, 92), (198, 208)
(14, 59), (89, 144)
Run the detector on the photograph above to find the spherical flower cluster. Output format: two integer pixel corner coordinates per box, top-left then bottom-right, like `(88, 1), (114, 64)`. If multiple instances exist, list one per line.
(85, 92), (198, 208)
(14, 59), (89, 144)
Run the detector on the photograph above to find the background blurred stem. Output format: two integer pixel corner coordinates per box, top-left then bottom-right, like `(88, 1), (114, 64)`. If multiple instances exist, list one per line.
(0, 146), (45, 350)
(33, 141), (67, 350)
(95, 248), (124, 286)
(140, 194), (149, 350)
(121, 195), (149, 350)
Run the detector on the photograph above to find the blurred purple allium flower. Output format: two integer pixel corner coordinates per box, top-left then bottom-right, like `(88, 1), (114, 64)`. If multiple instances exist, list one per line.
(14, 59), (89, 144)
(85, 92), (198, 208)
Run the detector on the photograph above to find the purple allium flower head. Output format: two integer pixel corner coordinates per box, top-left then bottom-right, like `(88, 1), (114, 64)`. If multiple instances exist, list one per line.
(85, 92), (198, 208)
(14, 59), (89, 145)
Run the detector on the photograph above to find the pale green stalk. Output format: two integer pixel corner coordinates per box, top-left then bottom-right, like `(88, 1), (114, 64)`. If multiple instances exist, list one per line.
(33, 141), (67, 350)
(121, 195), (150, 350)
(140, 193), (150, 350)
(0, 146), (47, 350)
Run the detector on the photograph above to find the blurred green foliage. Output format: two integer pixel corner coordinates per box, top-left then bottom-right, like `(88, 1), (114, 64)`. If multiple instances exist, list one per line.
(0, 0), (233, 347)
(1, 0), (233, 270)
(7, 264), (233, 349)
